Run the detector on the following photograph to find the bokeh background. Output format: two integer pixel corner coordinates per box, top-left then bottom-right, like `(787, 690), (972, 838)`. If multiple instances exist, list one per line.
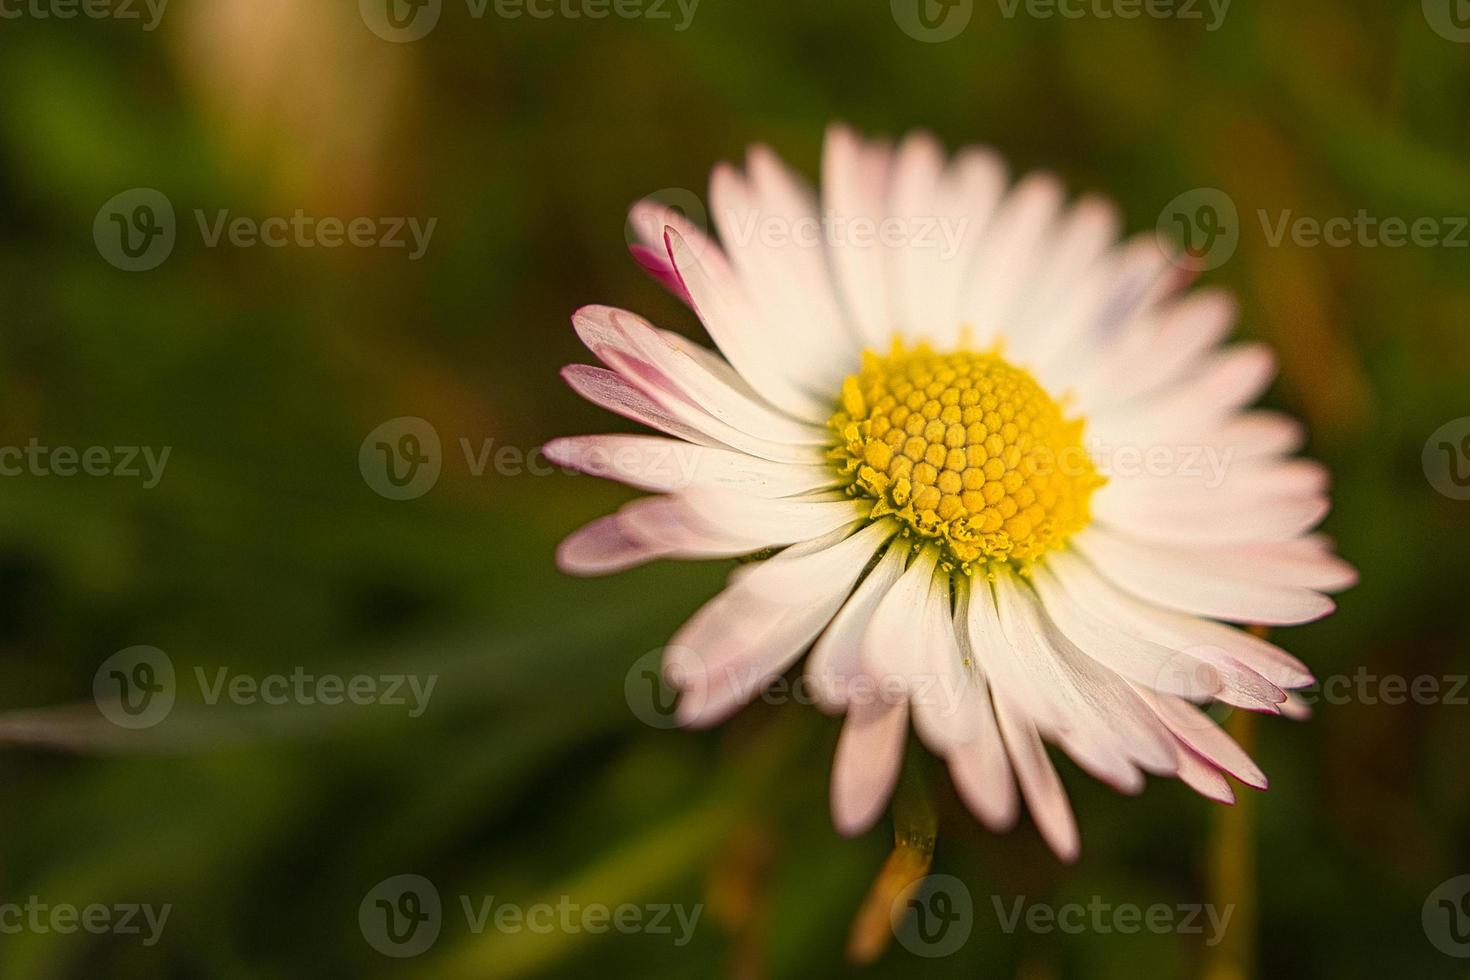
(1, 0), (1469, 976)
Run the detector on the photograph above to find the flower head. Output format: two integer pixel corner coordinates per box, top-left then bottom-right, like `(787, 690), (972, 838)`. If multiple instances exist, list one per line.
(547, 125), (1356, 862)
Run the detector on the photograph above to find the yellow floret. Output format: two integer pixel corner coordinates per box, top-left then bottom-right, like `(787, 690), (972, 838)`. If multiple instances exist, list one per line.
(828, 342), (1104, 572)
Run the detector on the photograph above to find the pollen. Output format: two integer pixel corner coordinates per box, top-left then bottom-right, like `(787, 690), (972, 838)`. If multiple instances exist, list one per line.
(829, 343), (1103, 571)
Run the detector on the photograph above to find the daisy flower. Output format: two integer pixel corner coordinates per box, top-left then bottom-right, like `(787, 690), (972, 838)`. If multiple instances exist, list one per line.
(546, 125), (1355, 861)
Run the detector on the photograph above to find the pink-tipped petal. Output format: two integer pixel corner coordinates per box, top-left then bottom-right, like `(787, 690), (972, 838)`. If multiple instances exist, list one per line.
(830, 697), (909, 837)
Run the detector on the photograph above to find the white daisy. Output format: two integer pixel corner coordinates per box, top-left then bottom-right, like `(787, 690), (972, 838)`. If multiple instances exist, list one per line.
(546, 125), (1356, 861)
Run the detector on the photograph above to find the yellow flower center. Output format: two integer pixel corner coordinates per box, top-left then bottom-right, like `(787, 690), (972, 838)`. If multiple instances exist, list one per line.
(828, 343), (1103, 571)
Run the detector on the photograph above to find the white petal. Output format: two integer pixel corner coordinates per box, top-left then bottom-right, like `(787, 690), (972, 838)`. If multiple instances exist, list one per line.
(1101, 458), (1330, 504)
(946, 578), (1020, 832)
(616, 492), (865, 560)
(860, 545), (937, 687)
(1074, 288), (1237, 415)
(711, 151), (856, 388)
(1170, 539), (1357, 593)
(1029, 564), (1225, 700)
(1092, 489), (1331, 547)
(1005, 195), (1123, 365)
(1072, 527), (1335, 626)
(1279, 691), (1313, 720)
(1198, 410), (1307, 461)
(1173, 742), (1236, 805)
(959, 573), (1066, 732)
(544, 435), (838, 498)
(821, 123), (896, 349)
(928, 147), (1009, 349)
(555, 514), (670, 576)
(991, 575), (1148, 791)
(1030, 234), (1179, 391)
(627, 197), (718, 304)
(909, 569), (982, 752)
(1088, 343), (1277, 449)
(561, 365), (726, 450)
(573, 305), (832, 446)
(600, 348), (832, 465)
(724, 519), (898, 605)
(1140, 691), (1268, 790)
(667, 227), (830, 422)
(993, 697), (1080, 863)
(805, 540), (910, 712)
(945, 714), (1019, 833)
(999, 574), (1179, 781)
(957, 173), (1067, 349)
(667, 522), (895, 727)
(1049, 550), (1314, 690)
(884, 130), (949, 341)
(831, 697), (909, 837)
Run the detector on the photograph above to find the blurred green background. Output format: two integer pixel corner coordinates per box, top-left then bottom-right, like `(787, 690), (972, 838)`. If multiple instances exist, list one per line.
(1, 0), (1468, 976)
